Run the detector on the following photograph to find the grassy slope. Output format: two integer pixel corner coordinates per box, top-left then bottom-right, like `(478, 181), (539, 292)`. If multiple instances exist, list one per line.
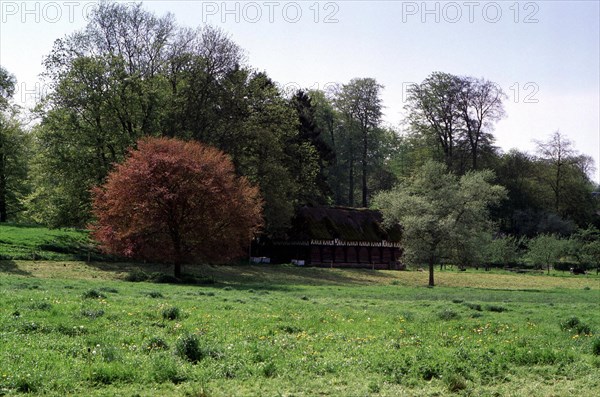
(1, 261), (599, 396)
(0, 224), (94, 261)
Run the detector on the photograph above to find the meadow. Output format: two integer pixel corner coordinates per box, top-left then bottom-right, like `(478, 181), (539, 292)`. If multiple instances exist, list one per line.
(0, 260), (599, 396)
(0, 225), (97, 262)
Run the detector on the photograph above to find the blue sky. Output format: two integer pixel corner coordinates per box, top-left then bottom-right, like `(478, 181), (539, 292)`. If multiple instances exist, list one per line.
(1, 0), (599, 182)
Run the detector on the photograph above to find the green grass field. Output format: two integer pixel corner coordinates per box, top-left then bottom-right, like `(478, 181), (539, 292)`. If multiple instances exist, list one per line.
(1, 260), (599, 396)
(0, 224), (97, 261)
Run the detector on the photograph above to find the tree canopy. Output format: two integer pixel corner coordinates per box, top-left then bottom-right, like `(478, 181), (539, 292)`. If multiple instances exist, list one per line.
(91, 137), (263, 276)
(373, 161), (506, 286)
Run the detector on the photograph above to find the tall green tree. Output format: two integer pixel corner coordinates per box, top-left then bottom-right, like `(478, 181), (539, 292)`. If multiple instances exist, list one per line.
(34, 2), (177, 225)
(0, 66), (30, 223)
(456, 77), (505, 170)
(373, 161), (505, 286)
(405, 72), (505, 173)
(33, 2), (309, 233)
(535, 131), (597, 227)
(289, 90), (334, 204)
(405, 72), (463, 170)
(333, 78), (383, 207)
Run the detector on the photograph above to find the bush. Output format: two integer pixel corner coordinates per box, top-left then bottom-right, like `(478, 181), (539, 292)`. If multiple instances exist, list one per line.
(592, 338), (600, 356)
(162, 306), (181, 321)
(560, 316), (591, 334)
(438, 309), (460, 320)
(561, 316), (581, 331)
(485, 305), (508, 312)
(464, 302), (482, 311)
(125, 269), (150, 282)
(82, 289), (106, 299)
(145, 336), (169, 351)
(149, 272), (180, 284)
(176, 334), (204, 363)
(147, 291), (164, 298)
(29, 302), (52, 311)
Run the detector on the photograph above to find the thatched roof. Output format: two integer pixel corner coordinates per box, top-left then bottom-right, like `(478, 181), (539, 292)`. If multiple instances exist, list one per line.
(287, 206), (402, 242)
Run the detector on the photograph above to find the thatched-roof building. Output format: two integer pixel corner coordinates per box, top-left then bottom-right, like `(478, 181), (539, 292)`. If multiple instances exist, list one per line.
(257, 206), (403, 269)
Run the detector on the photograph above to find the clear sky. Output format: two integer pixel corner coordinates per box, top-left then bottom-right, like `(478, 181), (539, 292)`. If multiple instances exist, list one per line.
(1, 0), (599, 182)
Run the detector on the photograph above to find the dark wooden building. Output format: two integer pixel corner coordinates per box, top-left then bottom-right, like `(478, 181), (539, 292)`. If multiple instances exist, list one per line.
(257, 206), (403, 270)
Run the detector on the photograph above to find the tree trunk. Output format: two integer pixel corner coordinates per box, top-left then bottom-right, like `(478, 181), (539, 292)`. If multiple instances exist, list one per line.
(0, 152), (7, 222)
(174, 262), (182, 278)
(362, 130), (368, 207)
(428, 257), (435, 287)
(348, 156), (354, 207)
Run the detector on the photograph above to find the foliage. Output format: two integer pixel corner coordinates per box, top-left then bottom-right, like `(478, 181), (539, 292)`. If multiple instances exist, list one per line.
(373, 161), (506, 286)
(535, 131), (597, 228)
(333, 78), (384, 207)
(524, 234), (568, 271)
(162, 306), (181, 321)
(30, 3), (319, 234)
(483, 234), (523, 267)
(0, 66), (31, 223)
(90, 137), (263, 276)
(175, 334), (204, 363)
(572, 226), (600, 269)
(405, 72), (506, 173)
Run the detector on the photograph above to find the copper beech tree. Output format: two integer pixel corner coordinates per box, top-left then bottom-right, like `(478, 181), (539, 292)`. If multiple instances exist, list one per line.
(90, 137), (263, 277)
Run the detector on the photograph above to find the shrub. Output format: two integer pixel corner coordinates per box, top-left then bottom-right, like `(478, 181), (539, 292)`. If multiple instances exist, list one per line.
(147, 291), (164, 298)
(576, 323), (592, 335)
(438, 309), (460, 320)
(146, 336), (169, 351)
(561, 316), (581, 331)
(560, 316), (591, 334)
(125, 270), (150, 282)
(464, 302), (482, 311)
(162, 306), (181, 321)
(176, 334), (204, 363)
(592, 339), (600, 356)
(29, 302), (52, 311)
(82, 289), (106, 299)
(278, 325), (302, 334)
(485, 305), (508, 312)
(149, 272), (180, 284)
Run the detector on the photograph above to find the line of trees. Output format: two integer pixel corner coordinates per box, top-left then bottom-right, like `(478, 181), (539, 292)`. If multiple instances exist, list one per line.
(1, 3), (598, 265)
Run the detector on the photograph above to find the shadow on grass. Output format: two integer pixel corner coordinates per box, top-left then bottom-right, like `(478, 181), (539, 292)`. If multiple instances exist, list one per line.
(0, 260), (32, 276)
(85, 260), (395, 290)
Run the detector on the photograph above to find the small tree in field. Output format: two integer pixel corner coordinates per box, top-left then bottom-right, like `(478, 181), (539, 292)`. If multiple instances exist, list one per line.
(524, 234), (567, 274)
(373, 161), (505, 286)
(91, 137), (263, 277)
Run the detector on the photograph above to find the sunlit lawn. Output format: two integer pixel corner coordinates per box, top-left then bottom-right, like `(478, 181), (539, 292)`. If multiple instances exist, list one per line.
(0, 261), (599, 396)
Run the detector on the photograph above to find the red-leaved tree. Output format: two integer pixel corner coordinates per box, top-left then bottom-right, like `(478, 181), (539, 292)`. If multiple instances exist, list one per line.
(90, 137), (263, 277)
